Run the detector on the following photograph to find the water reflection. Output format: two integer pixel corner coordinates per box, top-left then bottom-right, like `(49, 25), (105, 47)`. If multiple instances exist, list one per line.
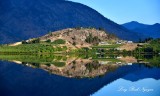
(92, 78), (160, 96)
(0, 55), (120, 78)
(0, 61), (160, 96)
(0, 54), (160, 78)
(92, 63), (160, 96)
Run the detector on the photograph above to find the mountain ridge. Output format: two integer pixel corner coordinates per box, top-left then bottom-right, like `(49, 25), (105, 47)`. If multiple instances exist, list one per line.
(0, 0), (140, 44)
(122, 21), (160, 38)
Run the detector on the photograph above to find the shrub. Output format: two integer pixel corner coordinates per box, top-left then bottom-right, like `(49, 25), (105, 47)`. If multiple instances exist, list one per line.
(52, 39), (66, 44)
(85, 33), (100, 44)
(73, 42), (76, 46)
(22, 40), (27, 44)
(27, 38), (40, 44)
(53, 62), (65, 67)
(46, 39), (51, 43)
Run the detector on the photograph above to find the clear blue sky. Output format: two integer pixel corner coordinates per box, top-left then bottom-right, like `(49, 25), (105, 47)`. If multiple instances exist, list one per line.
(68, 0), (160, 24)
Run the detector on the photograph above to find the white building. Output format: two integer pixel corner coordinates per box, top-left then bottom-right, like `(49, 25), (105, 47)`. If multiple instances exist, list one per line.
(99, 42), (110, 45)
(127, 41), (133, 44)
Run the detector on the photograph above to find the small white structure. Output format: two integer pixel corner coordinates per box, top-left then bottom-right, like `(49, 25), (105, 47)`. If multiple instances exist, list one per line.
(99, 61), (110, 64)
(116, 40), (128, 44)
(116, 62), (122, 64)
(127, 41), (133, 44)
(127, 63), (132, 65)
(115, 47), (122, 51)
(116, 41), (122, 44)
(117, 56), (122, 59)
(99, 42), (110, 45)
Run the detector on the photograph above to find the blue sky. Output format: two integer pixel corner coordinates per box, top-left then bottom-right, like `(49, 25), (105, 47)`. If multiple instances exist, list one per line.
(69, 0), (160, 24)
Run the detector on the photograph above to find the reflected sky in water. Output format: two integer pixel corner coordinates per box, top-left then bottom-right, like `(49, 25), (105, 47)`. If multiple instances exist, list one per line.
(92, 78), (160, 96)
(0, 59), (160, 96)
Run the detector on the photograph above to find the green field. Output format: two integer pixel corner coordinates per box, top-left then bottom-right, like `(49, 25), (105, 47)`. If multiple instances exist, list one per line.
(92, 44), (122, 49)
(0, 44), (67, 54)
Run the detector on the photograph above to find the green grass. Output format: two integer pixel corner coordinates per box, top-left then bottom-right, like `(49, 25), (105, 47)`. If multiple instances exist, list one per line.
(53, 62), (65, 67)
(0, 44), (67, 53)
(52, 39), (66, 44)
(92, 44), (122, 49)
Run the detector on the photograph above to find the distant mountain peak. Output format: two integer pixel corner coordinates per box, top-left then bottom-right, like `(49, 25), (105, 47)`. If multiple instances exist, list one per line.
(122, 21), (160, 39)
(154, 23), (160, 26)
(130, 21), (139, 24)
(122, 21), (147, 30)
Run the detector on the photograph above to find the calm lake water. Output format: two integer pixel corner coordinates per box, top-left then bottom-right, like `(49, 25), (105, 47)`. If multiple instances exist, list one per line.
(0, 55), (160, 96)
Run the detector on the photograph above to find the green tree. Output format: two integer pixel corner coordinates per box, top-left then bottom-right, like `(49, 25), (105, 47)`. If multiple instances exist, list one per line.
(22, 40), (27, 44)
(46, 39), (51, 43)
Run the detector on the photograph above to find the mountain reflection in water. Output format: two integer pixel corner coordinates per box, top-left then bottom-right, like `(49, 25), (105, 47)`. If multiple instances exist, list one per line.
(0, 54), (160, 96)
(0, 54), (141, 78)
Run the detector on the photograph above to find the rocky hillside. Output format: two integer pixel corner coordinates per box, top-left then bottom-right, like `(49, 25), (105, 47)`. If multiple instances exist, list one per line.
(40, 28), (118, 48)
(41, 59), (119, 78)
(0, 0), (140, 44)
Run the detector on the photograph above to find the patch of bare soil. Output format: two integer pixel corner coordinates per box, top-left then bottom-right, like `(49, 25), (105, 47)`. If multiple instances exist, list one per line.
(120, 43), (137, 51)
(9, 42), (22, 46)
(119, 56), (137, 63)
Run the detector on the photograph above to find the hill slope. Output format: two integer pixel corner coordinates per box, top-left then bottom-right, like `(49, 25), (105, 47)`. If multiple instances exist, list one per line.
(40, 28), (117, 49)
(0, 0), (139, 44)
(1, 28), (118, 53)
(122, 21), (160, 38)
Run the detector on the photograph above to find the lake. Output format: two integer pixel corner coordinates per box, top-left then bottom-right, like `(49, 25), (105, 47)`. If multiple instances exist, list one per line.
(0, 55), (160, 96)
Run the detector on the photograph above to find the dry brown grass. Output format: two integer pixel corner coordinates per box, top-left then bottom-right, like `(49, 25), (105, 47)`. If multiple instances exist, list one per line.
(120, 43), (137, 51)
(119, 56), (137, 63)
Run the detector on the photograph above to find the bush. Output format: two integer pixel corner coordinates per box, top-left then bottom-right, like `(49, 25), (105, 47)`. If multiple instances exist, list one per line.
(73, 42), (76, 46)
(53, 62), (65, 67)
(85, 33), (100, 44)
(52, 39), (66, 44)
(22, 40), (27, 44)
(27, 38), (40, 44)
(46, 39), (51, 43)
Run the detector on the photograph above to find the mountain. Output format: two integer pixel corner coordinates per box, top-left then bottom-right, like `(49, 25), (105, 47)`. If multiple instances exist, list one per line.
(122, 21), (149, 30)
(122, 21), (160, 38)
(0, 0), (140, 44)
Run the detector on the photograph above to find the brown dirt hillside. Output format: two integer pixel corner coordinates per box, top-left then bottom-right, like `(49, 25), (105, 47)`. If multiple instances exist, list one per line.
(40, 28), (118, 49)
